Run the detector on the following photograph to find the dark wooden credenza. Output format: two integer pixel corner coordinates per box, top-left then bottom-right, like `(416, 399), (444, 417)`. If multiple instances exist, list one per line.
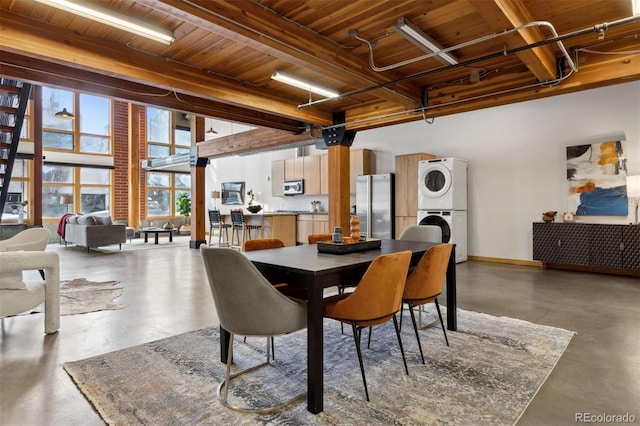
(533, 223), (640, 275)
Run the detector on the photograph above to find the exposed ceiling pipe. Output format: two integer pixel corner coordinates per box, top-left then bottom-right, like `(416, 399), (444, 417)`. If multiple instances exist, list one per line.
(299, 15), (640, 111)
(357, 20), (576, 73)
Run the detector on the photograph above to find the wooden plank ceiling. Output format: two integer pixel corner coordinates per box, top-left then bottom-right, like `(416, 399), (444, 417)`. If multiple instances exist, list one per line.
(0, 0), (638, 156)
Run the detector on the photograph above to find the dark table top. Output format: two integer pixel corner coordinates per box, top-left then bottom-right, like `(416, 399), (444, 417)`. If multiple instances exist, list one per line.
(244, 239), (435, 282)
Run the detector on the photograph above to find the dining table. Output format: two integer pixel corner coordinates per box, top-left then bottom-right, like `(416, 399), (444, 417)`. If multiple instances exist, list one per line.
(221, 239), (457, 414)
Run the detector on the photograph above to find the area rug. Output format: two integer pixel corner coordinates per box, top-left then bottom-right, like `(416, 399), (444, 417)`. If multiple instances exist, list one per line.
(28, 278), (124, 315)
(63, 308), (573, 425)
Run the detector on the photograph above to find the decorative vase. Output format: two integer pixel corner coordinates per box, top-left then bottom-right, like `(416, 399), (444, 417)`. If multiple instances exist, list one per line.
(17, 209), (24, 224)
(350, 216), (360, 242)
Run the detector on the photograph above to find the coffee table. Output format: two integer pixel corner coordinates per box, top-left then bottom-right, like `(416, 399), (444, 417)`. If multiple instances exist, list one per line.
(138, 228), (176, 244)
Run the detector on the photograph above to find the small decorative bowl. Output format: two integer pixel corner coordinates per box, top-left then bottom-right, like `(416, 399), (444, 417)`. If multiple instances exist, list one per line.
(246, 205), (262, 214)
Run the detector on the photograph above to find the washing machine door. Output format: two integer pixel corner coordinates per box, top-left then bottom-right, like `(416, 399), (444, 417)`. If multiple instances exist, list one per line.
(418, 162), (452, 201)
(418, 215), (450, 243)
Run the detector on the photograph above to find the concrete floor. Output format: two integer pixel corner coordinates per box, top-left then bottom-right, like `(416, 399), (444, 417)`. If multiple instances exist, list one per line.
(1, 239), (638, 425)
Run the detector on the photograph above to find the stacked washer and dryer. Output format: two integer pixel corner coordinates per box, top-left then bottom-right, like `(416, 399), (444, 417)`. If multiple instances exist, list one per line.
(417, 158), (468, 263)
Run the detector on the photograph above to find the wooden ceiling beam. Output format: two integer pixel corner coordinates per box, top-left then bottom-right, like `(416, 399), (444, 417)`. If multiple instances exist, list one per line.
(0, 10), (332, 126)
(470, 0), (558, 82)
(344, 52), (639, 131)
(196, 127), (318, 158)
(142, 0), (421, 109)
(0, 52), (304, 133)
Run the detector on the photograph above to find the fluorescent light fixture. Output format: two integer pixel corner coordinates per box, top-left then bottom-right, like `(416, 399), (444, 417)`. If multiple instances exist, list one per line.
(33, 0), (175, 45)
(271, 70), (340, 99)
(395, 17), (458, 66)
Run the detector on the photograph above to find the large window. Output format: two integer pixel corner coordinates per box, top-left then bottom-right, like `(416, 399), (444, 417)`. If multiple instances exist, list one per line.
(42, 87), (111, 154)
(146, 107), (192, 218)
(42, 165), (112, 218)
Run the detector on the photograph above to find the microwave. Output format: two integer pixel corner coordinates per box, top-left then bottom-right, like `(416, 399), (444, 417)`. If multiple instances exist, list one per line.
(283, 179), (304, 195)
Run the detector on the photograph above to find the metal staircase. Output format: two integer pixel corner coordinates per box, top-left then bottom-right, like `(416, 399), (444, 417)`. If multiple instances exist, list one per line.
(0, 78), (31, 221)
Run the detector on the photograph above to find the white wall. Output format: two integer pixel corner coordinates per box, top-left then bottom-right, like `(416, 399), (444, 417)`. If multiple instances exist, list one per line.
(207, 81), (640, 261)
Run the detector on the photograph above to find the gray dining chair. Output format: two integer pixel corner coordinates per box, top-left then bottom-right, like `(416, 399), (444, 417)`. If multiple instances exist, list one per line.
(398, 225), (442, 243)
(200, 246), (307, 413)
(398, 224), (443, 327)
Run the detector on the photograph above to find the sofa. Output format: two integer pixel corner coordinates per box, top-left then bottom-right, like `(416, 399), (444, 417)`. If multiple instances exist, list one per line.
(64, 213), (126, 252)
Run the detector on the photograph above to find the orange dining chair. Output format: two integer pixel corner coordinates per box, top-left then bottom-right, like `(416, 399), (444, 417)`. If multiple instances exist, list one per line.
(323, 250), (412, 401)
(307, 233), (332, 244)
(401, 243), (453, 364)
(243, 238), (306, 300)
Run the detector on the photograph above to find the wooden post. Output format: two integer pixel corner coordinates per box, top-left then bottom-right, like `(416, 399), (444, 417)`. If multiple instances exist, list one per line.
(190, 116), (206, 248)
(128, 104), (141, 230)
(327, 144), (351, 234)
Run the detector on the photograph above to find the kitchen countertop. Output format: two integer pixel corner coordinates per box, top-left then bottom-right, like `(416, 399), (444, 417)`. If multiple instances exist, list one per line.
(258, 210), (328, 215)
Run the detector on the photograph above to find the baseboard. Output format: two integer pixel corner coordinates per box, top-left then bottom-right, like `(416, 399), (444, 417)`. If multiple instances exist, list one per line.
(468, 255), (542, 268)
(468, 256), (640, 277)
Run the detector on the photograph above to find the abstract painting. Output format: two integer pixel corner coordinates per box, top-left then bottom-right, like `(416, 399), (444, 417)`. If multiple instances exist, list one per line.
(566, 141), (628, 216)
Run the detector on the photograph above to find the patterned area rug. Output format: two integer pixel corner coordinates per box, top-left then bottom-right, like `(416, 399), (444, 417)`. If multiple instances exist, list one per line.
(64, 308), (574, 425)
(30, 278), (123, 315)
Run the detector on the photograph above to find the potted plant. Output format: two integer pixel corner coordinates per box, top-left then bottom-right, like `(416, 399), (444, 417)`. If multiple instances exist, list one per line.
(176, 192), (191, 234)
(246, 189), (262, 213)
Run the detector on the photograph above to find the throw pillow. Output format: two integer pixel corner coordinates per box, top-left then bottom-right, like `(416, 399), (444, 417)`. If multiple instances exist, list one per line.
(67, 215), (79, 224)
(94, 215), (112, 226)
(77, 215), (97, 225)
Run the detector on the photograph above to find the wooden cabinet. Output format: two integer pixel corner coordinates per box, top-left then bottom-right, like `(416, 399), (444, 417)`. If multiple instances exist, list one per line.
(533, 223), (640, 272)
(273, 149), (373, 197)
(394, 153), (436, 237)
(320, 154), (329, 195)
(313, 215), (329, 234)
(296, 214), (329, 244)
(285, 157), (304, 180)
(350, 149), (373, 193)
(262, 214), (297, 246)
(296, 214), (314, 244)
(271, 160), (284, 197)
(303, 155), (321, 195)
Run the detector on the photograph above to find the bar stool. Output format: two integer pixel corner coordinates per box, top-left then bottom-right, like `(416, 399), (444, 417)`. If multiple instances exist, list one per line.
(208, 209), (231, 247)
(230, 209), (262, 249)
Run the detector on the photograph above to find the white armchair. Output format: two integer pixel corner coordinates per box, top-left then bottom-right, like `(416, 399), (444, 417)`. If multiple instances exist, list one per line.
(0, 251), (60, 334)
(0, 228), (51, 252)
(0, 228), (51, 279)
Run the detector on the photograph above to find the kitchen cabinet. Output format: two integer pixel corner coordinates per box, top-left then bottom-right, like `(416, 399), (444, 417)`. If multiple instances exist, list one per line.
(272, 149), (373, 197)
(271, 160), (284, 197)
(320, 154), (329, 195)
(533, 223), (640, 273)
(303, 155), (321, 195)
(394, 153), (436, 237)
(296, 214), (314, 244)
(313, 215), (329, 234)
(285, 157), (304, 180)
(350, 149), (373, 193)
(296, 214), (329, 244)
(262, 214), (297, 246)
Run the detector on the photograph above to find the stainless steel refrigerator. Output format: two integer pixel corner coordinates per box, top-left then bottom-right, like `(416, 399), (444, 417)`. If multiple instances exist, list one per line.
(356, 173), (395, 239)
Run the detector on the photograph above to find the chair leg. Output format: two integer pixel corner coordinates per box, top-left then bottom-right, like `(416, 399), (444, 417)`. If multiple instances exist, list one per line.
(217, 333), (305, 413)
(392, 314), (409, 375)
(208, 226), (213, 246)
(39, 270), (45, 280)
(434, 298), (449, 346)
(367, 326), (372, 349)
(351, 323), (370, 401)
(408, 303), (425, 364)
